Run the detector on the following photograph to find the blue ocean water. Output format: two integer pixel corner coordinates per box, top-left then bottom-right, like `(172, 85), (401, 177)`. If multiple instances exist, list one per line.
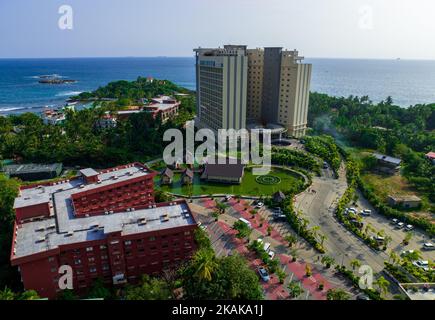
(1, 57), (435, 114)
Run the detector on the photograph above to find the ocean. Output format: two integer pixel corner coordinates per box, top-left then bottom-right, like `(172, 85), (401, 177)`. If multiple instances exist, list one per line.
(1, 57), (435, 115)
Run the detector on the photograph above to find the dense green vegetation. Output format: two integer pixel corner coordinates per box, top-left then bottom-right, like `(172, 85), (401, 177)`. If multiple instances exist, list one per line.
(0, 79), (195, 168)
(304, 135), (341, 175)
(308, 92), (435, 204)
(72, 77), (191, 102)
(0, 174), (21, 291)
(271, 147), (321, 174)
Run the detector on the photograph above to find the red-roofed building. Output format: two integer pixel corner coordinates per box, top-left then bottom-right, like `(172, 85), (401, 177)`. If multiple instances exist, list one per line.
(426, 152), (435, 164)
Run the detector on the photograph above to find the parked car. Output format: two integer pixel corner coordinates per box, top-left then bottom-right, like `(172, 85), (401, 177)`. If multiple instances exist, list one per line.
(256, 202), (264, 209)
(372, 235), (385, 244)
(391, 218), (399, 225)
(272, 207), (282, 213)
(273, 213), (287, 221)
(268, 251), (275, 259)
(405, 224), (414, 231)
(356, 294), (370, 300)
(225, 195), (232, 201)
(423, 243), (435, 251)
(413, 260), (429, 272)
(263, 242), (271, 252)
(396, 222), (405, 229)
(360, 209), (372, 216)
(258, 267), (270, 282)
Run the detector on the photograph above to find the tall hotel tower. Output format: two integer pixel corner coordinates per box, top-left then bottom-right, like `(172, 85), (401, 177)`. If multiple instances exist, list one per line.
(194, 45), (311, 138)
(247, 48), (312, 138)
(194, 45), (248, 132)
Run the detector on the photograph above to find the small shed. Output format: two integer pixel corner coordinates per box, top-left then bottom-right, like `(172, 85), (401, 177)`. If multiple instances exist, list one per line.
(181, 168), (194, 185)
(160, 167), (174, 185)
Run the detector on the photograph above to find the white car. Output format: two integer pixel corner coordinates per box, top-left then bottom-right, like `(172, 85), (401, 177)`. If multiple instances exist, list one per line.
(413, 260), (430, 272)
(405, 224), (414, 231)
(225, 195), (232, 201)
(423, 243), (435, 251)
(349, 207), (357, 213)
(360, 209), (371, 216)
(396, 222), (405, 229)
(256, 202), (264, 209)
(391, 218), (399, 225)
(263, 242), (271, 252)
(268, 251), (275, 259)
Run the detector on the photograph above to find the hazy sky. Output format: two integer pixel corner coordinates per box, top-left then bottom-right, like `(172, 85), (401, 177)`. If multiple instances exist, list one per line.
(1, 0), (434, 59)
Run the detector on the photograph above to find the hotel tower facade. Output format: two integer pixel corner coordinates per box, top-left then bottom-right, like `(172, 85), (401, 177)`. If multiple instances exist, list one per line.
(195, 45), (312, 138)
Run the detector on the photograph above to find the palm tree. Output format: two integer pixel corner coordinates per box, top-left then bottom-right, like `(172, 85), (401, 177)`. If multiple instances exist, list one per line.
(290, 248), (299, 262)
(389, 251), (399, 265)
(350, 259), (361, 270)
(318, 234), (327, 246)
(403, 232), (413, 245)
(374, 276), (390, 297)
(192, 249), (218, 282)
(285, 235), (297, 247)
(326, 288), (351, 300)
(216, 201), (229, 214)
(287, 281), (303, 299)
(321, 256), (335, 269)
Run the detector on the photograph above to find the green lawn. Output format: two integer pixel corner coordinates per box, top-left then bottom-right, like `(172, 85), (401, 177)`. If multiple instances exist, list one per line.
(155, 167), (304, 196)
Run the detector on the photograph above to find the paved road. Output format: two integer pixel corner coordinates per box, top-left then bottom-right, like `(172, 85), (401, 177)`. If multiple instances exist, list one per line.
(294, 164), (389, 273)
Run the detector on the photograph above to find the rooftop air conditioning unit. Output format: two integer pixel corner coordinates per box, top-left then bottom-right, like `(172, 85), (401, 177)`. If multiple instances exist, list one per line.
(161, 214), (170, 222)
(79, 184), (85, 188)
(109, 210), (114, 214)
(35, 227), (45, 232)
(65, 231), (74, 237)
(131, 208), (135, 211)
(36, 237), (45, 243)
(97, 180), (102, 184)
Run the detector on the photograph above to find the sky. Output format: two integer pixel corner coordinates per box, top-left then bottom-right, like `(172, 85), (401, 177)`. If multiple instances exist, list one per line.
(1, 0), (434, 59)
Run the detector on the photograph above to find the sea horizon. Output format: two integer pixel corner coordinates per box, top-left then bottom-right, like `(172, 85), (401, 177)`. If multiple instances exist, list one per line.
(1, 56), (435, 115)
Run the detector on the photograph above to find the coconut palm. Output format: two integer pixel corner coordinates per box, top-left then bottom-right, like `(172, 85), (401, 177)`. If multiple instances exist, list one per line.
(374, 276), (390, 297)
(388, 251), (399, 265)
(285, 235), (297, 247)
(192, 249), (218, 282)
(287, 281), (303, 299)
(350, 259), (361, 270)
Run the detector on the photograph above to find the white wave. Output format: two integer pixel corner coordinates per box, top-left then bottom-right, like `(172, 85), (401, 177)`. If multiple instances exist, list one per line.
(0, 107), (27, 112)
(55, 91), (83, 97)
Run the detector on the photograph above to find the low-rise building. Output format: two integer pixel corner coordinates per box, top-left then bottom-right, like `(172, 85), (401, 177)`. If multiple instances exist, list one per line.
(373, 153), (402, 174)
(10, 162), (198, 299)
(41, 109), (66, 126)
(144, 96), (180, 123)
(425, 152), (435, 165)
(2, 163), (63, 181)
(201, 163), (245, 184)
(387, 194), (422, 209)
(160, 167), (174, 185)
(96, 113), (117, 129)
(181, 168), (194, 185)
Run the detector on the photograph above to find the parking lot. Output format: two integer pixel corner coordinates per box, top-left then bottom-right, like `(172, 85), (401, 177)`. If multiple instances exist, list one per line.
(189, 197), (358, 300)
(354, 190), (435, 262)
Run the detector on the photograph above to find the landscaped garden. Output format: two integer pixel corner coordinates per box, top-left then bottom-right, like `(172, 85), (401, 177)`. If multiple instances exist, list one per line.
(155, 166), (305, 197)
